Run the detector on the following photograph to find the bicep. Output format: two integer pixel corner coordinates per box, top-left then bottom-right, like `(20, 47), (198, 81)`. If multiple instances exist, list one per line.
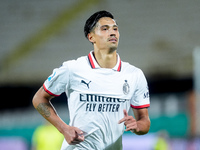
(33, 86), (55, 104)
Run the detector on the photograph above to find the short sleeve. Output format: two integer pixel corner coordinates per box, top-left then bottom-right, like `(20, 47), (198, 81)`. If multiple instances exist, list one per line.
(43, 62), (69, 96)
(131, 69), (150, 109)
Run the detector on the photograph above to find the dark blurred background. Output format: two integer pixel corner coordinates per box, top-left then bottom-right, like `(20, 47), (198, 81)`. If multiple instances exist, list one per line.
(0, 0), (200, 149)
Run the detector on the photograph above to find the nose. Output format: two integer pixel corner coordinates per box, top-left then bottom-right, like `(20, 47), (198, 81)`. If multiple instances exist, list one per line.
(110, 30), (116, 37)
(110, 33), (116, 37)
(109, 29), (117, 37)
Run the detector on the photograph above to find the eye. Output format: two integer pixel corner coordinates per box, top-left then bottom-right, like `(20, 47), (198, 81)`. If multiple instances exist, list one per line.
(102, 28), (107, 31)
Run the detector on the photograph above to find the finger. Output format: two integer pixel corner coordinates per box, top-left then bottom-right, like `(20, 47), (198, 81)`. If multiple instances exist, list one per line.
(77, 135), (84, 141)
(123, 109), (128, 117)
(126, 127), (139, 133)
(69, 135), (84, 144)
(118, 109), (129, 124)
(118, 109), (128, 124)
(71, 140), (82, 145)
(118, 118), (126, 124)
(125, 125), (136, 131)
(74, 127), (83, 135)
(125, 126), (134, 131)
(125, 122), (138, 131)
(74, 128), (84, 141)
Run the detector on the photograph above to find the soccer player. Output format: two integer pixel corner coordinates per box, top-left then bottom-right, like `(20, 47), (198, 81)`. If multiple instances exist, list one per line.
(32, 10), (150, 150)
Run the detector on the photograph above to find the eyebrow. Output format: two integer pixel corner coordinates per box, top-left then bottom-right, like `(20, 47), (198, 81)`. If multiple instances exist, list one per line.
(100, 24), (118, 28)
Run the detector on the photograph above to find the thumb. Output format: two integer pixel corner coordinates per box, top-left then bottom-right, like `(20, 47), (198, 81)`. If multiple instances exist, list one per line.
(74, 128), (84, 141)
(74, 127), (83, 135)
(123, 109), (128, 117)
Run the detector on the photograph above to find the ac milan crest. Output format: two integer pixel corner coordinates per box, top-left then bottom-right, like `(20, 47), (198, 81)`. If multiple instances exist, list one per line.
(123, 80), (130, 95)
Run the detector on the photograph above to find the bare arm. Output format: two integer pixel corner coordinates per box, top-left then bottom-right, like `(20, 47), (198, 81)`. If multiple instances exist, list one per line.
(32, 86), (84, 144)
(118, 108), (150, 135)
(132, 108), (150, 135)
(32, 86), (63, 128)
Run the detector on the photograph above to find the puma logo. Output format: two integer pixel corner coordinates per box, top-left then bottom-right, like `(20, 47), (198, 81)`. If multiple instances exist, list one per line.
(81, 80), (91, 89)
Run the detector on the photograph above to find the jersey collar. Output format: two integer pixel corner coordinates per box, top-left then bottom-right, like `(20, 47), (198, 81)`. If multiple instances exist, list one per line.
(88, 51), (122, 72)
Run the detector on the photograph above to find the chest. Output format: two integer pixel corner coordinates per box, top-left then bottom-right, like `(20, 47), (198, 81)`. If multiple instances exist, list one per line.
(69, 68), (137, 99)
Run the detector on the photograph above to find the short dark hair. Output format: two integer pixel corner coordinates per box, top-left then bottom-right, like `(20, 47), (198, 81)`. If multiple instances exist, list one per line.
(84, 10), (114, 39)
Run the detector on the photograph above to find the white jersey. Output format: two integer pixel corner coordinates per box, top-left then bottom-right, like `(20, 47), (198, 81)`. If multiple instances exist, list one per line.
(43, 51), (150, 150)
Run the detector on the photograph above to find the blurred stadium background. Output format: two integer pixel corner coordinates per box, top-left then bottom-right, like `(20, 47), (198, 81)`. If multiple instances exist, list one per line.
(0, 0), (200, 149)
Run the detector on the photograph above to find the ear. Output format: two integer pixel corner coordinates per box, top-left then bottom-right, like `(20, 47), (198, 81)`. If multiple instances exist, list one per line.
(88, 32), (95, 44)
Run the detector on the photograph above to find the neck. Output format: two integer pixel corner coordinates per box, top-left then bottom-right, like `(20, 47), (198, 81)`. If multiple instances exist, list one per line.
(93, 49), (117, 69)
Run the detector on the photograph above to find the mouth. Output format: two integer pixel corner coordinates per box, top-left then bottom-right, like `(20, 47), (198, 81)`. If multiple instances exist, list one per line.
(108, 37), (117, 42)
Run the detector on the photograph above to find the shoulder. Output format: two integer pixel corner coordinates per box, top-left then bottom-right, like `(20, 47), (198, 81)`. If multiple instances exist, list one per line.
(121, 61), (143, 74)
(62, 55), (88, 68)
(61, 55), (90, 74)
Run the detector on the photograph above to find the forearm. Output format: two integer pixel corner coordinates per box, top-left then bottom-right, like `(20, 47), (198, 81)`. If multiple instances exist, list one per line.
(37, 102), (67, 133)
(32, 88), (68, 133)
(32, 92), (84, 144)
(133, 117), (150, 135)
(132, 108), (151, 135)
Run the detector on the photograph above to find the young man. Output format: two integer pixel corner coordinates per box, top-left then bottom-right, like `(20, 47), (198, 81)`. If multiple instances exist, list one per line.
(32, 10), (150, 150)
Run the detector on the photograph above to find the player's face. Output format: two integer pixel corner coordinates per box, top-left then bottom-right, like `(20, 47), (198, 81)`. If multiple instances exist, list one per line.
(89, 17), (120, 51)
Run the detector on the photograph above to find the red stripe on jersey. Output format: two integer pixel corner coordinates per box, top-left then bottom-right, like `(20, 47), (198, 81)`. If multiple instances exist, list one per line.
(43, 84), (60, 97)
(88, 53), (95, 69)
(88, 51), (122, 72)
(117, 58), (121, 72)
(131, 104), (150, 109)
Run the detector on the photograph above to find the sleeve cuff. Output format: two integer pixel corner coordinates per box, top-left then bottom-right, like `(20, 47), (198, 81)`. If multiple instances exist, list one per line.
(131, 104), (150, 109)
(43, 84), (60, 97)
